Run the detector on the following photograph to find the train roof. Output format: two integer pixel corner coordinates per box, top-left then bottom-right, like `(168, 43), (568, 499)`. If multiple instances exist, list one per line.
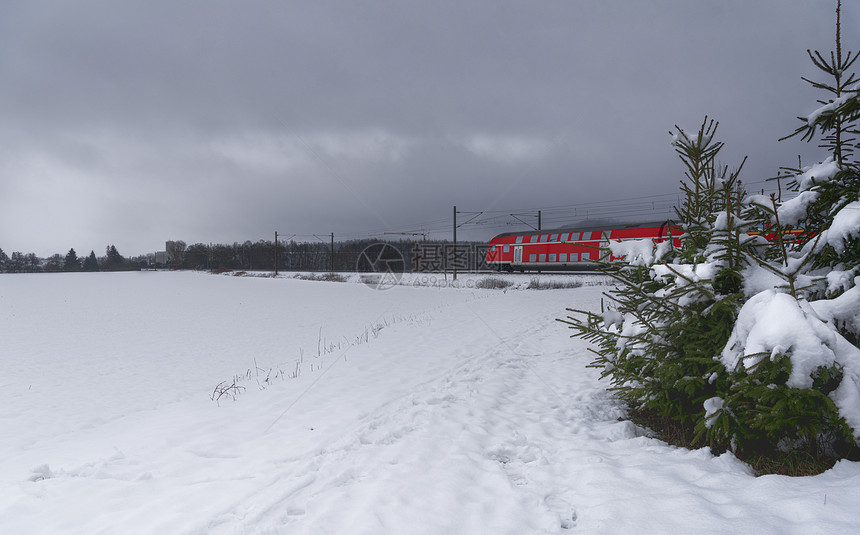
(493, 220), (676, 238)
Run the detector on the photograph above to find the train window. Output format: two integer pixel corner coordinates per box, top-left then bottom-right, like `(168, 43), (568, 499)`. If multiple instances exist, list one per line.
(529, 254), (537, 262)
(549, 254), (557, 262)
(559, 253), (567, 262)
(516, 236), (524, 244)
(539, 254), (546, 262)
(503, 245), (510, 253)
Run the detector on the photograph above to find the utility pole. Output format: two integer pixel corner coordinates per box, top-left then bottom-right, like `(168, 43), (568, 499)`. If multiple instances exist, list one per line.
(312, 233), (334, 273)
(453, 205), (457, 281)
(274, 231), (278, 276)
(537, 212), (542, 274)
(452, 206), (484, 280)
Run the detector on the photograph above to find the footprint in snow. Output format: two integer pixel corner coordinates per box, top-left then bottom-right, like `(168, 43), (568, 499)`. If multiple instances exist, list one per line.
(545, 494), (578, 530)
(29, 464), (53, 482)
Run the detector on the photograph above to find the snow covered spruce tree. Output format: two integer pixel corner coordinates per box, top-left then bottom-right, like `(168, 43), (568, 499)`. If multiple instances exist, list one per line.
(560, 117), (749, 434)
(710, 3), (860, 458)
(561, 4), (860, 461)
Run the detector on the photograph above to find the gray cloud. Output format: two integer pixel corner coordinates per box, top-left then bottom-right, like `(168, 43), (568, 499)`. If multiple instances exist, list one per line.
(0, 0), (856, 256)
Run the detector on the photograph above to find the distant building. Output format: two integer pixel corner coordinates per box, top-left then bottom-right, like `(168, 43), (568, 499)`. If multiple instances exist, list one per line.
(154, 251), (173, 266)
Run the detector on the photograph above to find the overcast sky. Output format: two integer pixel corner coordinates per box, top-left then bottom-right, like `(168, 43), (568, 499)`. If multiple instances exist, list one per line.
(1, 1), (857, 257)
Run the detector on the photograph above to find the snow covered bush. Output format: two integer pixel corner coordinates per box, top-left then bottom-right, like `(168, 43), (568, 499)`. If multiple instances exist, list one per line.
(562, 5), (860, 461)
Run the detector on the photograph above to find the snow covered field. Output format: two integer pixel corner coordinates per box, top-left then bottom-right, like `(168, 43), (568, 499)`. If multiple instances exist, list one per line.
(1, 271), (859, 534)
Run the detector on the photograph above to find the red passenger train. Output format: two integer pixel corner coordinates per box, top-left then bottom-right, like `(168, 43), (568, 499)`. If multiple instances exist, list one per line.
(485, 221), (682, 272)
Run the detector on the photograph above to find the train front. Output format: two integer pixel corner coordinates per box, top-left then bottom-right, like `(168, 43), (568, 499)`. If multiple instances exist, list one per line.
(485, 234), (515, 271)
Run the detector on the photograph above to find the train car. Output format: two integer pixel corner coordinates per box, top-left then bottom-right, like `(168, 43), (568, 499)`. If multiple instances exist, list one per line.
(485, 221), (682, 272)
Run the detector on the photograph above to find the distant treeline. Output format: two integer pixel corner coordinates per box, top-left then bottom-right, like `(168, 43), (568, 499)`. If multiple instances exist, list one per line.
(0, 245), (142, 273)
(169, 238), (490, 272)
(0, 239), (492, 274)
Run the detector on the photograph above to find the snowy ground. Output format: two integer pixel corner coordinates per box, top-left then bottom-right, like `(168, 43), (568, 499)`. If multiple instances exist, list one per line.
(1, 271), (859, 534)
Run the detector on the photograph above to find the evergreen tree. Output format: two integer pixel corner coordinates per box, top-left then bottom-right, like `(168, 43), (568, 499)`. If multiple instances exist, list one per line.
(63, 248), (81, 272)
(6, 252), (25, 273)
(0, 248), (7, 272)
(103, 245), (125, 271)
(560, 118), (747, 430)
(82, 251), (99, 272)
(776, 0), (859, 305)
(713, 1), (860, 457)
(561, 3), (860, 461)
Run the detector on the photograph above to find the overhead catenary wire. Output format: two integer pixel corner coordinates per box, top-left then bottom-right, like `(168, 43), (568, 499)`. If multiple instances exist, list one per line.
(287, 178), (795, 242)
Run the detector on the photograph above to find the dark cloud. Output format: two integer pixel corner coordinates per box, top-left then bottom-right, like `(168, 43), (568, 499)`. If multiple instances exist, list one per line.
(0, 0), (855, 256)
